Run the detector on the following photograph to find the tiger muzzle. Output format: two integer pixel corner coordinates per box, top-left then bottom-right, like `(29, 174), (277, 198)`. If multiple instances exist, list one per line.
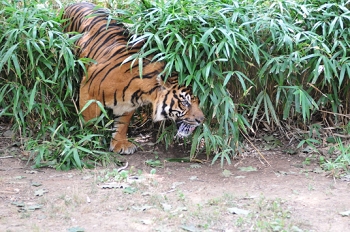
(175, 116), (204, 138)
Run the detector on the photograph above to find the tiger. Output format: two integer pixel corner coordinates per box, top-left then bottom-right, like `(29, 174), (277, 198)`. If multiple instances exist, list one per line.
(62, 2), (205, 154)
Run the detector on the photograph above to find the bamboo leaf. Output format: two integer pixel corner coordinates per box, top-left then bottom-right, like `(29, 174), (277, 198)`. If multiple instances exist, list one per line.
(0, 43), (19, 72)
(11, 54), (21, 78)
(28, 81), (37, 112)
(73, 149), (82, 169)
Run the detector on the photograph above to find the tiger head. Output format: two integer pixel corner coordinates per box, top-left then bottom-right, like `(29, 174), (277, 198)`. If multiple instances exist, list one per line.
(153, 76), (205, 137)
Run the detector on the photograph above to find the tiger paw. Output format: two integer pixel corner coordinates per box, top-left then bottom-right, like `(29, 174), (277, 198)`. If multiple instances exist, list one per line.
(110, 140), (137, 154)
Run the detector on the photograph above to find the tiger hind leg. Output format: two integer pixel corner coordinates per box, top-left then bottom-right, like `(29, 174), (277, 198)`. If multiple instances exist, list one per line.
(110, 110), (137, 154)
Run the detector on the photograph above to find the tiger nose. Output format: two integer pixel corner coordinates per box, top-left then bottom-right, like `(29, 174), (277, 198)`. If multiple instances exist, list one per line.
(195, 114), (205, 124)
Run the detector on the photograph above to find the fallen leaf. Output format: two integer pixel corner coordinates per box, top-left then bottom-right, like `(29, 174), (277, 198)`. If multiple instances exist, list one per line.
(277, 171), (288, 175)
(339, 210), (350, 217)
(290, 225), (304, 232)
(11, 201), (25, 207)
(14, 202), (42, 212)
(123, 186), (137, 194)
(340, 174), (350, 182)
(141, 192), (151, 196)
(326, 137), (336, 143)
(24, 170), (38, 174)
(145, 159), (162, 167)
(312, 167), (324, 174)
(171, 182), (184, 189)
(285, 148), (297, 155)
(235, 176), (246, 179)
(140, 219), (152, 225)
(190, 164), (202, 169)
(100, 182), (129, 189)
(132, 205), (153, 211)
(162, 203), (172, 211)
(228, 207), (250, 215)
(222, 169), (232, 177)
(26, 204), (43, 211)
(263, 135), (275, 142)
(238, 166), (257, 172)
(172, 206), (188, 213)
(302, 146), (314, 153)
(82, 175), (93, 180)
(31, 182), (42, 187)
(180, 224), (199, 232)
(35, 189), (48, 196)
(67, 227), (85, 232)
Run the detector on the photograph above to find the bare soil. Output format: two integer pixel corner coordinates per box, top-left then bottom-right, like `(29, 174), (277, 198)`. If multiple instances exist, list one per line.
(1, 123), (350, 232)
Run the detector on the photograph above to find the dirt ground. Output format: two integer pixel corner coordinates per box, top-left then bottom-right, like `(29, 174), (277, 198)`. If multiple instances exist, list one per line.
(1, 123), (350, 232)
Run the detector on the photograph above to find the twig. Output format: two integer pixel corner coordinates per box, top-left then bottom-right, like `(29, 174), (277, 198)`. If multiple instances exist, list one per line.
(0, 190), (18, 194)
(318, 109), (350, 118)
(324, 121), (350, 138)
(117, 162), (129, 172)
(0, 156), (14, 159)
(308, 83), (328, 98)
(239, 129), (272, 168)
(332, 133), (350, 139)
(72, 97), (84, 129)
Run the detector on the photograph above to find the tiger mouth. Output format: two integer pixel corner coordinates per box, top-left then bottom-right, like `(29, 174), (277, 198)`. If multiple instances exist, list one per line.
(176, 122), (198, 138)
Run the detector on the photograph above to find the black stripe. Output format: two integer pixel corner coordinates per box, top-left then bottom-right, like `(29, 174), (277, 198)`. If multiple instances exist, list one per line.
(148, 85), (160, 94)
(161, 91), (170, 118)
(102, 90), (106, 106)
(131, 89), (142, 106)
(87, 63), (111, 92)
(114, 90), (118, 106)
(122, 80), (133, 101)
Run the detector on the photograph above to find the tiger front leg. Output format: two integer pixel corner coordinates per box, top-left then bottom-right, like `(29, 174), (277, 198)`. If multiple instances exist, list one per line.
(110, 110), (137, 154)
(79, 76), (102, 121)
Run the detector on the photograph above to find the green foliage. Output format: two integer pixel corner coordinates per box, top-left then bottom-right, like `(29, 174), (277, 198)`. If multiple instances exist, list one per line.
(0, 0), (111, 169)
(0, 1), (77, 131)
(322, 136), (350, 176)
(25, 116), (113, 170)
